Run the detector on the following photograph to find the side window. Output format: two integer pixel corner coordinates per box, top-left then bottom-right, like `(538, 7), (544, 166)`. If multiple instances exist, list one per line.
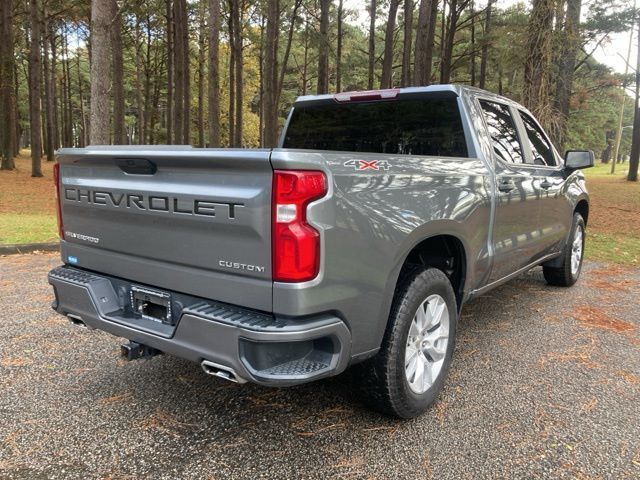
(519, 111), (557, 166)
(479, 100), (525, 164)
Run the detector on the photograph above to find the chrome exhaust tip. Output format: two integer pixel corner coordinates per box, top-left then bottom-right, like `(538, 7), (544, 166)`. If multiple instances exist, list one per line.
(67, 314), (87, 328)
(201, 360), (247, 384)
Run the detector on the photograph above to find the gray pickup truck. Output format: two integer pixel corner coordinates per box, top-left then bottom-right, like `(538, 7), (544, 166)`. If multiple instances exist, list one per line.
(48, 85), (593, 418)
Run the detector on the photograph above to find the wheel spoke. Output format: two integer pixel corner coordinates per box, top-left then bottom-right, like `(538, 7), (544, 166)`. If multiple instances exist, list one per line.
(406, 353), (419, 382)
(429, 300), (446, 330)
(405, 344), (419, 367)
(421, 360), (432, 391)
(408, 320), (420, 341)
(415, 304), (428, 332)
(412, 355), (425, 387)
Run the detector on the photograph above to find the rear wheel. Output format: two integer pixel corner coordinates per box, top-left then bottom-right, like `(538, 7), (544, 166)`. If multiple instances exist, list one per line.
(359, 267), (457, 418)
(543, 212), (585, 287)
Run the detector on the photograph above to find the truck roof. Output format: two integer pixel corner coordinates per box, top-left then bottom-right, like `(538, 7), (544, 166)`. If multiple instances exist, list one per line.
(293, 83), (526, 111)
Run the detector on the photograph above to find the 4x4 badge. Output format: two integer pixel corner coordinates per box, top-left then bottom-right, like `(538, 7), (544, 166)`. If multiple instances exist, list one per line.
(344, 159), (390, 171)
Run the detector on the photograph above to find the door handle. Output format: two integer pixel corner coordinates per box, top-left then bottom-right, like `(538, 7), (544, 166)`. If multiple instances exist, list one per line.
(540, 178), (553, 189)
(497, 178), (516, 192)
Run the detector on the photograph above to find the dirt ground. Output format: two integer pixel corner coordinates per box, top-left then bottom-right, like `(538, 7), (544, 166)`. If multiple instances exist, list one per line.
(586, 175), (640, 238)
(1, 252), (638, 479)
(0, 154), (56, 216)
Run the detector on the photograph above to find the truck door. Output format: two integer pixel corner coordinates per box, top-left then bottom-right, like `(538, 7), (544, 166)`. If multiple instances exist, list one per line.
(515, 109), (572, 258)
(478, 99), (542, 283)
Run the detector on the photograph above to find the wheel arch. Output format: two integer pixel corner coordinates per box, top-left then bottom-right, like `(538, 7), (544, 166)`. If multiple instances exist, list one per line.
(574, 198), (589, 226)
(394, 233), (468, 310)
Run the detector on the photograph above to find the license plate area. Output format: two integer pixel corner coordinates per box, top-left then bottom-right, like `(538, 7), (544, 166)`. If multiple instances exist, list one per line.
(130, 286), (173, 325)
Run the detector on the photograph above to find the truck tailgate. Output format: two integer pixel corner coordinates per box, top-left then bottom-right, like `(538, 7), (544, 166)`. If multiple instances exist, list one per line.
(56, 147), (273, 311)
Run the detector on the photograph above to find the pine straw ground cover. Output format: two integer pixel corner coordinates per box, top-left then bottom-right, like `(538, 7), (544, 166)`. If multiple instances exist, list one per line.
(0, 152), (638, 264)
(0, 152), (57, 245)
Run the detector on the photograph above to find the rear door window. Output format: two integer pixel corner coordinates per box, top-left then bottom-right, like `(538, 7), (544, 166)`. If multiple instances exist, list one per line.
(283, 95), (468, 157)
(479, 100), (525, 164)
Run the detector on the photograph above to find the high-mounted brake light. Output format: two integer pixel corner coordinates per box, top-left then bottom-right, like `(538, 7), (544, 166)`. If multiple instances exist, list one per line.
(53, 163), (64, 239)
(272, 170), (327, 282)
(333, 88), (400, 103)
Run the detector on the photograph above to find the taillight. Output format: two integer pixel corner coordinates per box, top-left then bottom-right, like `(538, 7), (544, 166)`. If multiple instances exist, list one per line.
(53, 163), (64, 239)
(272, 170), (327, 282)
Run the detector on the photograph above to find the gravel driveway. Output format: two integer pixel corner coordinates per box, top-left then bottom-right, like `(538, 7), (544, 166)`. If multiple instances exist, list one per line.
(1, 253), (639, 479)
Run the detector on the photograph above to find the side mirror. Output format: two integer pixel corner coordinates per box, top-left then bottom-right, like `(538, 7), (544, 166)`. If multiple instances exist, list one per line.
(565, 150), (594, 170)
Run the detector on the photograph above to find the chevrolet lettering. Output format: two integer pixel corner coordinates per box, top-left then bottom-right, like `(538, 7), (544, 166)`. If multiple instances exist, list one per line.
(63, 187), (244, 219)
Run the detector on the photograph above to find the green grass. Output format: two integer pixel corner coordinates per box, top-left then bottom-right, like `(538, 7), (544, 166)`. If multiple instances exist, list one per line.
(585, 231), (640, 266)
(0, 214), (58, 245)
(583, 161), (630, 178)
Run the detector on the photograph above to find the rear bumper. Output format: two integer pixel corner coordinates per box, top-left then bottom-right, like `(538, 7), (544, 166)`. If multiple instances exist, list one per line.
(48, 266), (351, 386)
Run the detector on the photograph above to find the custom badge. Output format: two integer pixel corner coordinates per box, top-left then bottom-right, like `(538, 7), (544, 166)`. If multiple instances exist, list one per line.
(343, 159), (391, 171)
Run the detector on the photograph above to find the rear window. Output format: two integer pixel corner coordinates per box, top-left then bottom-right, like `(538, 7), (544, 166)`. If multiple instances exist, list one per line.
(282, 94), (468, 157)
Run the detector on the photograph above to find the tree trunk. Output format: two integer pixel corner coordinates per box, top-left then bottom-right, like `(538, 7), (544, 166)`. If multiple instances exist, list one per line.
(183, 4), (191, 145)
(317, 0), (330, 94)
(62, 29), (73, 147)
(29, 0), (43, 175)
(263, 0), (279, 147)
(336, 0), (344, 92)
(553, 0), (581, 149)
(90, 0), (112, 145)
(401, 0), (413, 87)
(166, 0), (173, 144)
(135, 21), (145, 143)
(278, 0), (302, 105)
(627, 12), (640, 182)
(380, 0), (400, 88)
(232, 0), (242, 146)
(173, 0), (186, 144)
(470, 0), (476, 86)
(554, 0), (565, 30)
(0, 0), (17, 170)
(440, 0), (458, 83)
(197, 13), (205, 147)
(302, 15), (309, 95)
(77, 43), (87, 147)
(50, 31), (59, 149)
(42, 15), (54, 161)
(228, 5), (235, 146)
(523, 0), (554, 128)
(208, 0), (220, 147)
(479, 0), (492, 89)
(112, 1), (125, 144)
(143, 18), (153, 143)
(413, 0), (437, 86)
(367, 0), (377, 89)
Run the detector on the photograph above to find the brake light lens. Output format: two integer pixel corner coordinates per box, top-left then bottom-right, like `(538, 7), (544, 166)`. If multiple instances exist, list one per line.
(53, 163), (64, 239)
(272, 170), (327, 282)
(333, 88), (400, 103)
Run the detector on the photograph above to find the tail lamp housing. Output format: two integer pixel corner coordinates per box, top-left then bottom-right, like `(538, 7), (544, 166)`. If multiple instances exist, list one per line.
(272, 170), (327, 282)
(53, 163), (64, 239)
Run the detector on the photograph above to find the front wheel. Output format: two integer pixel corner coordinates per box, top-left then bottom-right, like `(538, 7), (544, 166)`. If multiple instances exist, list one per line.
(358, 267), (457, 418)
(543, 212), (585, 287)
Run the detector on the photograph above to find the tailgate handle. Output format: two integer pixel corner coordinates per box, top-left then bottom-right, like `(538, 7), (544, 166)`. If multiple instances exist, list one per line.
(116, 158), (157, 175)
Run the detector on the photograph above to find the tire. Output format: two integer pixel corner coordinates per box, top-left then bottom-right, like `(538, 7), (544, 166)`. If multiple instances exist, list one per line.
(543, 212), (585, 287)
(358, 267), (458, 419)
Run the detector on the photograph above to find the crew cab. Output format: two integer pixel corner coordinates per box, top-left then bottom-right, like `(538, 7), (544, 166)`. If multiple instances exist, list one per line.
(48, 85), (593, 418)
